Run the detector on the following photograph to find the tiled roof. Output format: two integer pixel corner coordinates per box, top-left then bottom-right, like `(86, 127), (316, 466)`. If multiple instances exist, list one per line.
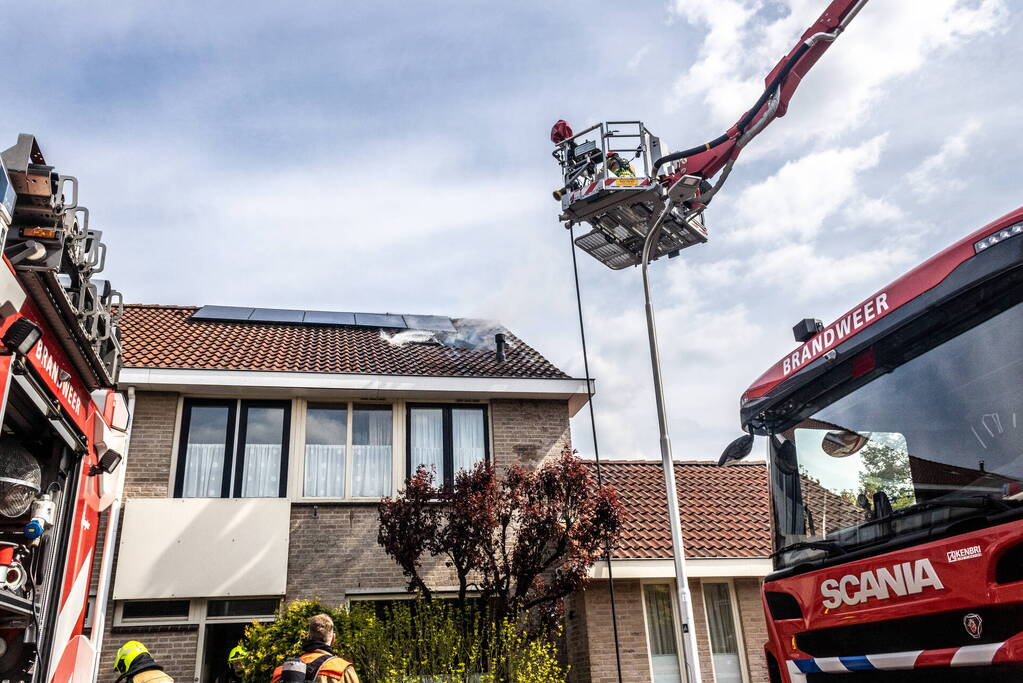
(118, 305), (570, 379)
(593, 460), (770, 559)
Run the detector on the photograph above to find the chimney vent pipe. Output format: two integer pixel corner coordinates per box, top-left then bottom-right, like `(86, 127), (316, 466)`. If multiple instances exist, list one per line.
(495, 333), (506, 362)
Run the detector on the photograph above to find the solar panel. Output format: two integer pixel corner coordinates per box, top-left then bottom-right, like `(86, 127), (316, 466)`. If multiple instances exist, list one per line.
(192, 305), (255, 321)
(355, 312), (407, 328)
(303, 310), (356, 325)
(192, 306), (451, 330)
(402, 315), (456, 333)
(250, 308), (305, 323)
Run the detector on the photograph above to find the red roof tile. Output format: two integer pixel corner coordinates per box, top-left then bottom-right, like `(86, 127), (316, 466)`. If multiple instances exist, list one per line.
(593, 460), (770, 559)
(119, 305), (569, 379)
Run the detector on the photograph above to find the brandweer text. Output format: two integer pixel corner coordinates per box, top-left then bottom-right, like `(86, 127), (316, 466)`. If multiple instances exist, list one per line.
(33, 339), (84, 418)
(783, 293), (890, 376)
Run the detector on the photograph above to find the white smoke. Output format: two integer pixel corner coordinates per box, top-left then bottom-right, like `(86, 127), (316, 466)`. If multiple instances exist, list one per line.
(379, 329), (439, 347)
(379, 319), (513, 351)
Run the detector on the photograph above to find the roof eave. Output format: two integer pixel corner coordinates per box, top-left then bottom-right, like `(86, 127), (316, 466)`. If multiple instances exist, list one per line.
(589, 557), (773, 579)
(118, 367), (595, 415)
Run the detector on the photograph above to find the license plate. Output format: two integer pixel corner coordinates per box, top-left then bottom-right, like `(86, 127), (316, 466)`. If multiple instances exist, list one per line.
(614, 178), (639, 186)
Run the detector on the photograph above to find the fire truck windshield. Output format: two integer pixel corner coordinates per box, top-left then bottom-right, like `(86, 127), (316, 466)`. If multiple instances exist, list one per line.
(770, 299), (1023, 571)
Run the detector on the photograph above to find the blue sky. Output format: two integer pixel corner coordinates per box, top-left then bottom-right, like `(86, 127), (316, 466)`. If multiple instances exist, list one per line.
(3, 0), (1020, 461)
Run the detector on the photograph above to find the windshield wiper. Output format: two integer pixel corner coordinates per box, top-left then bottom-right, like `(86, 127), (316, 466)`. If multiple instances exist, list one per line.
(771, 539), (846, 559)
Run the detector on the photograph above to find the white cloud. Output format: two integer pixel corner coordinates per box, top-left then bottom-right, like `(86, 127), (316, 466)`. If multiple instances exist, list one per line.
(581, 292), (767, 459)
(668, 0), (1008, 147)
(727, 134), (887, 243)
(906, 119), (982, 198)
(840, 197), (905, 228)
(747, 238), (918, 300)
(668, 0), (764, 122)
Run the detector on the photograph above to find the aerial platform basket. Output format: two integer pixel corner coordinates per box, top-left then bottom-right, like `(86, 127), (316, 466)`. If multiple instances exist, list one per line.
(553, 121), (708, 270)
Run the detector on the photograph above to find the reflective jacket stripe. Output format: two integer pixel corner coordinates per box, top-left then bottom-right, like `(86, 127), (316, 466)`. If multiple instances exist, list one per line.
(271, 652), (354, 682)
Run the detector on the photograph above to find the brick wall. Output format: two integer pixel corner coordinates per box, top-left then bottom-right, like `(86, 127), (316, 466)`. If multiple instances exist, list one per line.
(563, 591), (591, 681)
(571, 578), (769, 683)
(734, 578), (769, 683)
(286, 504), (458, 604)
(571, 580), (651, 683)
(691, 580), (714, 683)
(490, 399), (571, 472)
(97, 608), (199, 683)
(124, 392), (178, 499)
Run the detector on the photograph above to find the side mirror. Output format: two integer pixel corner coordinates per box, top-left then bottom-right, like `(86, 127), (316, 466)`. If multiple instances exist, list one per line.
(718, 434), (754, 466)
(821, 429), (869, 458)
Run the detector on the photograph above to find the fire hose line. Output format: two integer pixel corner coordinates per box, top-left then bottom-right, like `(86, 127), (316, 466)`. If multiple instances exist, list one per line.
(568, 224), (624, 683)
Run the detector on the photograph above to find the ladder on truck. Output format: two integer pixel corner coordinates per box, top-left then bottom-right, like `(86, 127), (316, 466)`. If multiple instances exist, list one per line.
(1, 134), (123, 385)
(0, 134), (128, 683)
(552, 121), (708, 270)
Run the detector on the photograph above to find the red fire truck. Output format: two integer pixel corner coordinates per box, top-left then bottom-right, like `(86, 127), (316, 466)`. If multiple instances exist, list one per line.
(722, 205), (1023, 681)
(0, 135), (129, 682)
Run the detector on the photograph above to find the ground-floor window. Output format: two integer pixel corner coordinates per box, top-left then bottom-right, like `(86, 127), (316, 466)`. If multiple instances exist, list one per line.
(702, 580), (748, 683)
(115, 596), (279, 682)
(642, 583), (682, 683)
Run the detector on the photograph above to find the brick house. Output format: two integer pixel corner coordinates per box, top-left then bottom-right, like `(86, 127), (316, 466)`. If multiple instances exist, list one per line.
(94, 304), (590, 682)
(93, 303), (772, 683)
(565, 461), (772, 683)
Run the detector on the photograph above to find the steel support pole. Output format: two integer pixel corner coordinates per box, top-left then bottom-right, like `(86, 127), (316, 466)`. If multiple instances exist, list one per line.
(641, 202), (702, 683)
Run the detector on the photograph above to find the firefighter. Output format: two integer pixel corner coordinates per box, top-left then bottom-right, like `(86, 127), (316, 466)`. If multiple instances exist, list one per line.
(605, 152), (636, 178)
(271, 614), (359, 683)
(214, 645), (246, 683)
(113, 641), (174, 683)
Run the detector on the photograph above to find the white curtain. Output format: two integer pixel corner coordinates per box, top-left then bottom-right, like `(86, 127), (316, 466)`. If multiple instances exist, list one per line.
(240, 443), (282, 497)
(352, 411), (391, 497)
(182, 443), (225, 498)
(643, 585), (681, 683)
(452, 409), (485, 473)
(304, 444), (346, 497)
(705, 582), (743, 683)
(410, 409), (444, 479)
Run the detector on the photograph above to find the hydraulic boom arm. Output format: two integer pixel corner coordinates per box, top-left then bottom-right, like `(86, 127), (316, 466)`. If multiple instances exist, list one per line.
(657, 0), (869, 202)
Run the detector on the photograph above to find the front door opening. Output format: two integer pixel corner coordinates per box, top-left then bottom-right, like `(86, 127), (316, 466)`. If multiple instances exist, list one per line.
(201, 622), (247, 682)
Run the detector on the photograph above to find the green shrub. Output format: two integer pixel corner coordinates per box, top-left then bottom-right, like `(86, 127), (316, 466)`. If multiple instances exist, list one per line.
(235, 599), (566, 683)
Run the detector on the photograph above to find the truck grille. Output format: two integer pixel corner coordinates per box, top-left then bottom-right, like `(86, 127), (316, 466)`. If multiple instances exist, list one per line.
(796, 603), (1023, 657)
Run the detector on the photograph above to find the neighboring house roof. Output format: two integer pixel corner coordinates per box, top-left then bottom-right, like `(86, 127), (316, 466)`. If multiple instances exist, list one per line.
(593, 460), (770, 559)
(118, 305), (570, 379)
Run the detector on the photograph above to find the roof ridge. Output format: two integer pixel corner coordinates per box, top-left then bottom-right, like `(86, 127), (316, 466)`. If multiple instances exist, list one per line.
(124, 303), (198, 310)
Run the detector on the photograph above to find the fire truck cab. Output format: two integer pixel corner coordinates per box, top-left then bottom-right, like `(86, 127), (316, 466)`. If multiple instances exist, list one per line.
(728, 206), (1023, 681)
(0, 135), (128, 682)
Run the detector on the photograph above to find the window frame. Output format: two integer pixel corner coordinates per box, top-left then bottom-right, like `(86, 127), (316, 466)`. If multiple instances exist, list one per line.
(114, 596), (280, 683)
(700, 578), (751, 683)
(173, 398), (237, 499)
(114, 598), (196, 626)
(233, 399), (292, 498)
(298, 400), (397, 501)
(349, 402), (396, 499)
(174, 398), (292, 499)
(301, 401), (352, 499)
(406, 403), (490, 486)
(640, 580), (685, 683)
